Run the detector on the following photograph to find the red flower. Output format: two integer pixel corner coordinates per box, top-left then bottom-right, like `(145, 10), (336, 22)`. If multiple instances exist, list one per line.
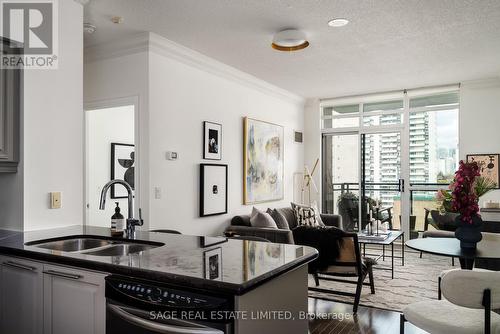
(450, 161), (480, 224)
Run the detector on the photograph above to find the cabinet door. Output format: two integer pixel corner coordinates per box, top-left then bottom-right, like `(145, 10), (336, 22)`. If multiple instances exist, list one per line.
(0, 39), (21, 172)
(43, 264), (106, 334)
(0, 256), (44, 334)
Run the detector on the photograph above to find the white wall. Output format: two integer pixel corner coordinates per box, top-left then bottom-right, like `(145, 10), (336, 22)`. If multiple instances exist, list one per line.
(0, 0), (84, 231)
(460, 77), (500, 205)
(86, 105), (134, 227)
(84, 50), (149, 228)
(303, 99), (322, 207)
(84, 33), (305, 236)
(148, 50), (304, 236)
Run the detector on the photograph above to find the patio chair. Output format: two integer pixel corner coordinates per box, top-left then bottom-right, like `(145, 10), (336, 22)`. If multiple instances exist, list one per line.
(401, 269), (500, 334)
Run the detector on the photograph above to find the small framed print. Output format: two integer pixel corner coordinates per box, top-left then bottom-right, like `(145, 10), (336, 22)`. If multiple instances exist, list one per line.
(204, 247), (222, 281)
(199, 236), (228, 248)
(200, 164), (228, 217)
(466, 154), (500, 188)
(110, 143), (135, 199)
(203, 121), (222, 160)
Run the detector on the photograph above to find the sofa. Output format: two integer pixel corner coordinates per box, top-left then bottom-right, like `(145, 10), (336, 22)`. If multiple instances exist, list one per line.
(224, 207), (343, 244)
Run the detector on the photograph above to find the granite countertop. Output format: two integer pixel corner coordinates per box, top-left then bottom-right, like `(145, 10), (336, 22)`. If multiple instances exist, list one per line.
(0, 226), (317, 295)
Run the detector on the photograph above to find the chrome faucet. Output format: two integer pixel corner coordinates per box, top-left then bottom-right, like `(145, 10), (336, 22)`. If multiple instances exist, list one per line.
(99, 179), (143, 238)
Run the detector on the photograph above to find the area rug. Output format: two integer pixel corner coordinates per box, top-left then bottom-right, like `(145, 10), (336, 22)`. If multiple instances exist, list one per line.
(308, 247), (456, 312)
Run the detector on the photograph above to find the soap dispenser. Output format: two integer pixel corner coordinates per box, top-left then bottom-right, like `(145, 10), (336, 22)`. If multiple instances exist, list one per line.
(111, 202), (125, 236)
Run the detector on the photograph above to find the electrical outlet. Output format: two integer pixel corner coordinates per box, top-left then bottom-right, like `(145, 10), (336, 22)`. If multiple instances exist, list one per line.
(50, 192), (61, 209)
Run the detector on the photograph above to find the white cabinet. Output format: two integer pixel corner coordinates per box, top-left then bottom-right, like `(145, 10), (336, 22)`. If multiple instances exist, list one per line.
(43, 264), (106, 334)
(0, 256), (44, 334)
(0, 38), (21, 173)
(0, 256), (106, 334)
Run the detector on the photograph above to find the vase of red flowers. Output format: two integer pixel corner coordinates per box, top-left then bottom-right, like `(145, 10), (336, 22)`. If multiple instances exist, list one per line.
(451, 161), (483, 249)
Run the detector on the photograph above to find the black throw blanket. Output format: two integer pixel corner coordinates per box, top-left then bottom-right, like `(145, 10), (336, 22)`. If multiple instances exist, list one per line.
(292, 225), (345, 273)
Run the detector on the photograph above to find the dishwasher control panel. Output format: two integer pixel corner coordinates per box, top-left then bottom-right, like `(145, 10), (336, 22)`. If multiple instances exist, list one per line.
(106, 275), (228, 308)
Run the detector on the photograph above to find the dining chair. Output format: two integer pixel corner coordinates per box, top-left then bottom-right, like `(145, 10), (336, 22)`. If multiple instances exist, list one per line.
(401, 269), (500, 334)
(308, 231), (376, 314)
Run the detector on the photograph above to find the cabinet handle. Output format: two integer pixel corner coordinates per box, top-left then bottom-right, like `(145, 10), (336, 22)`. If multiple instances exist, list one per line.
(43, 270), (82, 280)
(3, 261), (37, 272)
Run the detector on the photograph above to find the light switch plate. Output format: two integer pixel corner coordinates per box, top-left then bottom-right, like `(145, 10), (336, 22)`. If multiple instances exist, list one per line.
(50, 192), (61, 209)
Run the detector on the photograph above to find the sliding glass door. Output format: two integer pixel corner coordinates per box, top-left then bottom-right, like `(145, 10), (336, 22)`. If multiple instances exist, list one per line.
(321, 86), (459, 239)
(323, 130), (406, 233)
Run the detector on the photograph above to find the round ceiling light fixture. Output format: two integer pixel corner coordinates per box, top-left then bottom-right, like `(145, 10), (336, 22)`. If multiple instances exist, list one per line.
(272, 29), (309, 51)
(328, 18), (349, 27)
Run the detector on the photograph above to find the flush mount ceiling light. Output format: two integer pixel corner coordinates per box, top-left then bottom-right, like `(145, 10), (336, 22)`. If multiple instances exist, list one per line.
(328, 18), (349, 27)
(272, 29), (309, 51)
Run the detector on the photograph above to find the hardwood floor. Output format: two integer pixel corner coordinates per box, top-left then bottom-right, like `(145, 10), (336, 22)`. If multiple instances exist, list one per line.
(308, 297), (427, 334)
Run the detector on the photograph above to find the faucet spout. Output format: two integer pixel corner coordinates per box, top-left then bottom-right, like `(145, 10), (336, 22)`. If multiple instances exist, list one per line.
(99, 179), (142, 238)
(99, 179), (134, 218)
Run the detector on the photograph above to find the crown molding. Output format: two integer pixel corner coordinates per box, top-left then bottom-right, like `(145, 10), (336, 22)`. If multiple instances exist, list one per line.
(84, 32), (305, 105)
(461, 77), (500, 89)
(73, 0), (90, 5)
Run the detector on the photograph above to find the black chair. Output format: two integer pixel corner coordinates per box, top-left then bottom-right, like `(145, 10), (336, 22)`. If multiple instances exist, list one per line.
(309, 231), (376, 313)
(150, 229), (182, 234)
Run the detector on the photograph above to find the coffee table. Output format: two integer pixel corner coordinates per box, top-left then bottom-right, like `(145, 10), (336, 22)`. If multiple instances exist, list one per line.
(357, 230), (404, 279)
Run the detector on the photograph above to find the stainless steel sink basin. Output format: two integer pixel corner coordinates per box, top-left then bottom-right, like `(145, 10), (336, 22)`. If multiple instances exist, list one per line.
(30, 238), (115, 252)
(25, 235), (164, 256)
(82, 243), (156, 256)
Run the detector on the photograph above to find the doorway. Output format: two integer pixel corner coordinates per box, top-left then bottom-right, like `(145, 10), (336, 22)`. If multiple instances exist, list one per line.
(85, 103), (136, 227)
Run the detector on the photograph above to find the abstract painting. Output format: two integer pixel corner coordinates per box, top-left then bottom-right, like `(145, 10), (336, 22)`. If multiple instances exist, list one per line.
(243, 117), (284, 204)
(466, 154), (500, 188)
(111, 143), (135, 198)
(203, 121), (222, 160)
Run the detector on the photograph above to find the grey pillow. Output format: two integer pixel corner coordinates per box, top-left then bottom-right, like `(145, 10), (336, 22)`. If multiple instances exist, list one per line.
(267, 208), (290, 230)
(250, 207), (278, 229)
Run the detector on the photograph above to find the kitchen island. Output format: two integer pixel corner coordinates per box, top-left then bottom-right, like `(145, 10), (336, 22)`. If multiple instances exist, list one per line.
(0, 226), (317, 334)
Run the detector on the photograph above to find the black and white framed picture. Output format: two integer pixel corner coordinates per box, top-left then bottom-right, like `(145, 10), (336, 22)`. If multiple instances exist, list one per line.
(200, 164), (228, 217)
(199, 236), (228, 248)
(111, 143), (135, 199)
(203, 247), (222, 280)
(203, 121), (222, 160)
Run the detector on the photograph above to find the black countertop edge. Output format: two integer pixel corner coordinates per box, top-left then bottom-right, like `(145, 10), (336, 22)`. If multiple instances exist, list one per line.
(0, 245), (318, 295)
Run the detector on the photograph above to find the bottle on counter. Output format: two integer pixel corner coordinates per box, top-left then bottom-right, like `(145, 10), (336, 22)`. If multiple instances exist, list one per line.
(111, 202), (125, 236)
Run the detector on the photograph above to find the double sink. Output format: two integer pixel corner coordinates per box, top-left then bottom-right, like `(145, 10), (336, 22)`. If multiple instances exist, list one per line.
(25, 236), (164, 257)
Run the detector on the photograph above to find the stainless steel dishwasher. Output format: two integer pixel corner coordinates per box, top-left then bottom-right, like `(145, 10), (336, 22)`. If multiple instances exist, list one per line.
(106, 275), (233, 334)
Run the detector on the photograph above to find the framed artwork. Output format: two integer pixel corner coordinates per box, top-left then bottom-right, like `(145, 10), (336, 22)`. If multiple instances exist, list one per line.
(203, 247), (222, 281)
(466, 154), (500, 188)
(200, 164), (228, 217)
(110, 143), (135, 198)
(203, 121), (222, 160)
(243, 117), (284, 204)
(199, 236), (228, 248)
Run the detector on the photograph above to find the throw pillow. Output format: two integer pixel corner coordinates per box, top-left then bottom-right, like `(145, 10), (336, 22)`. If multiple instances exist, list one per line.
(266, 208), (290, 230)
(311, 201), (325, 226)
(250, 207), (278, 229)
(291, 202), (319, 227)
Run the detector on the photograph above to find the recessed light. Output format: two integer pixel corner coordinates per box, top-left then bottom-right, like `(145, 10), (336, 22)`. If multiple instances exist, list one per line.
(328, 18), (349, 27)
(272, 29), (309, 52)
